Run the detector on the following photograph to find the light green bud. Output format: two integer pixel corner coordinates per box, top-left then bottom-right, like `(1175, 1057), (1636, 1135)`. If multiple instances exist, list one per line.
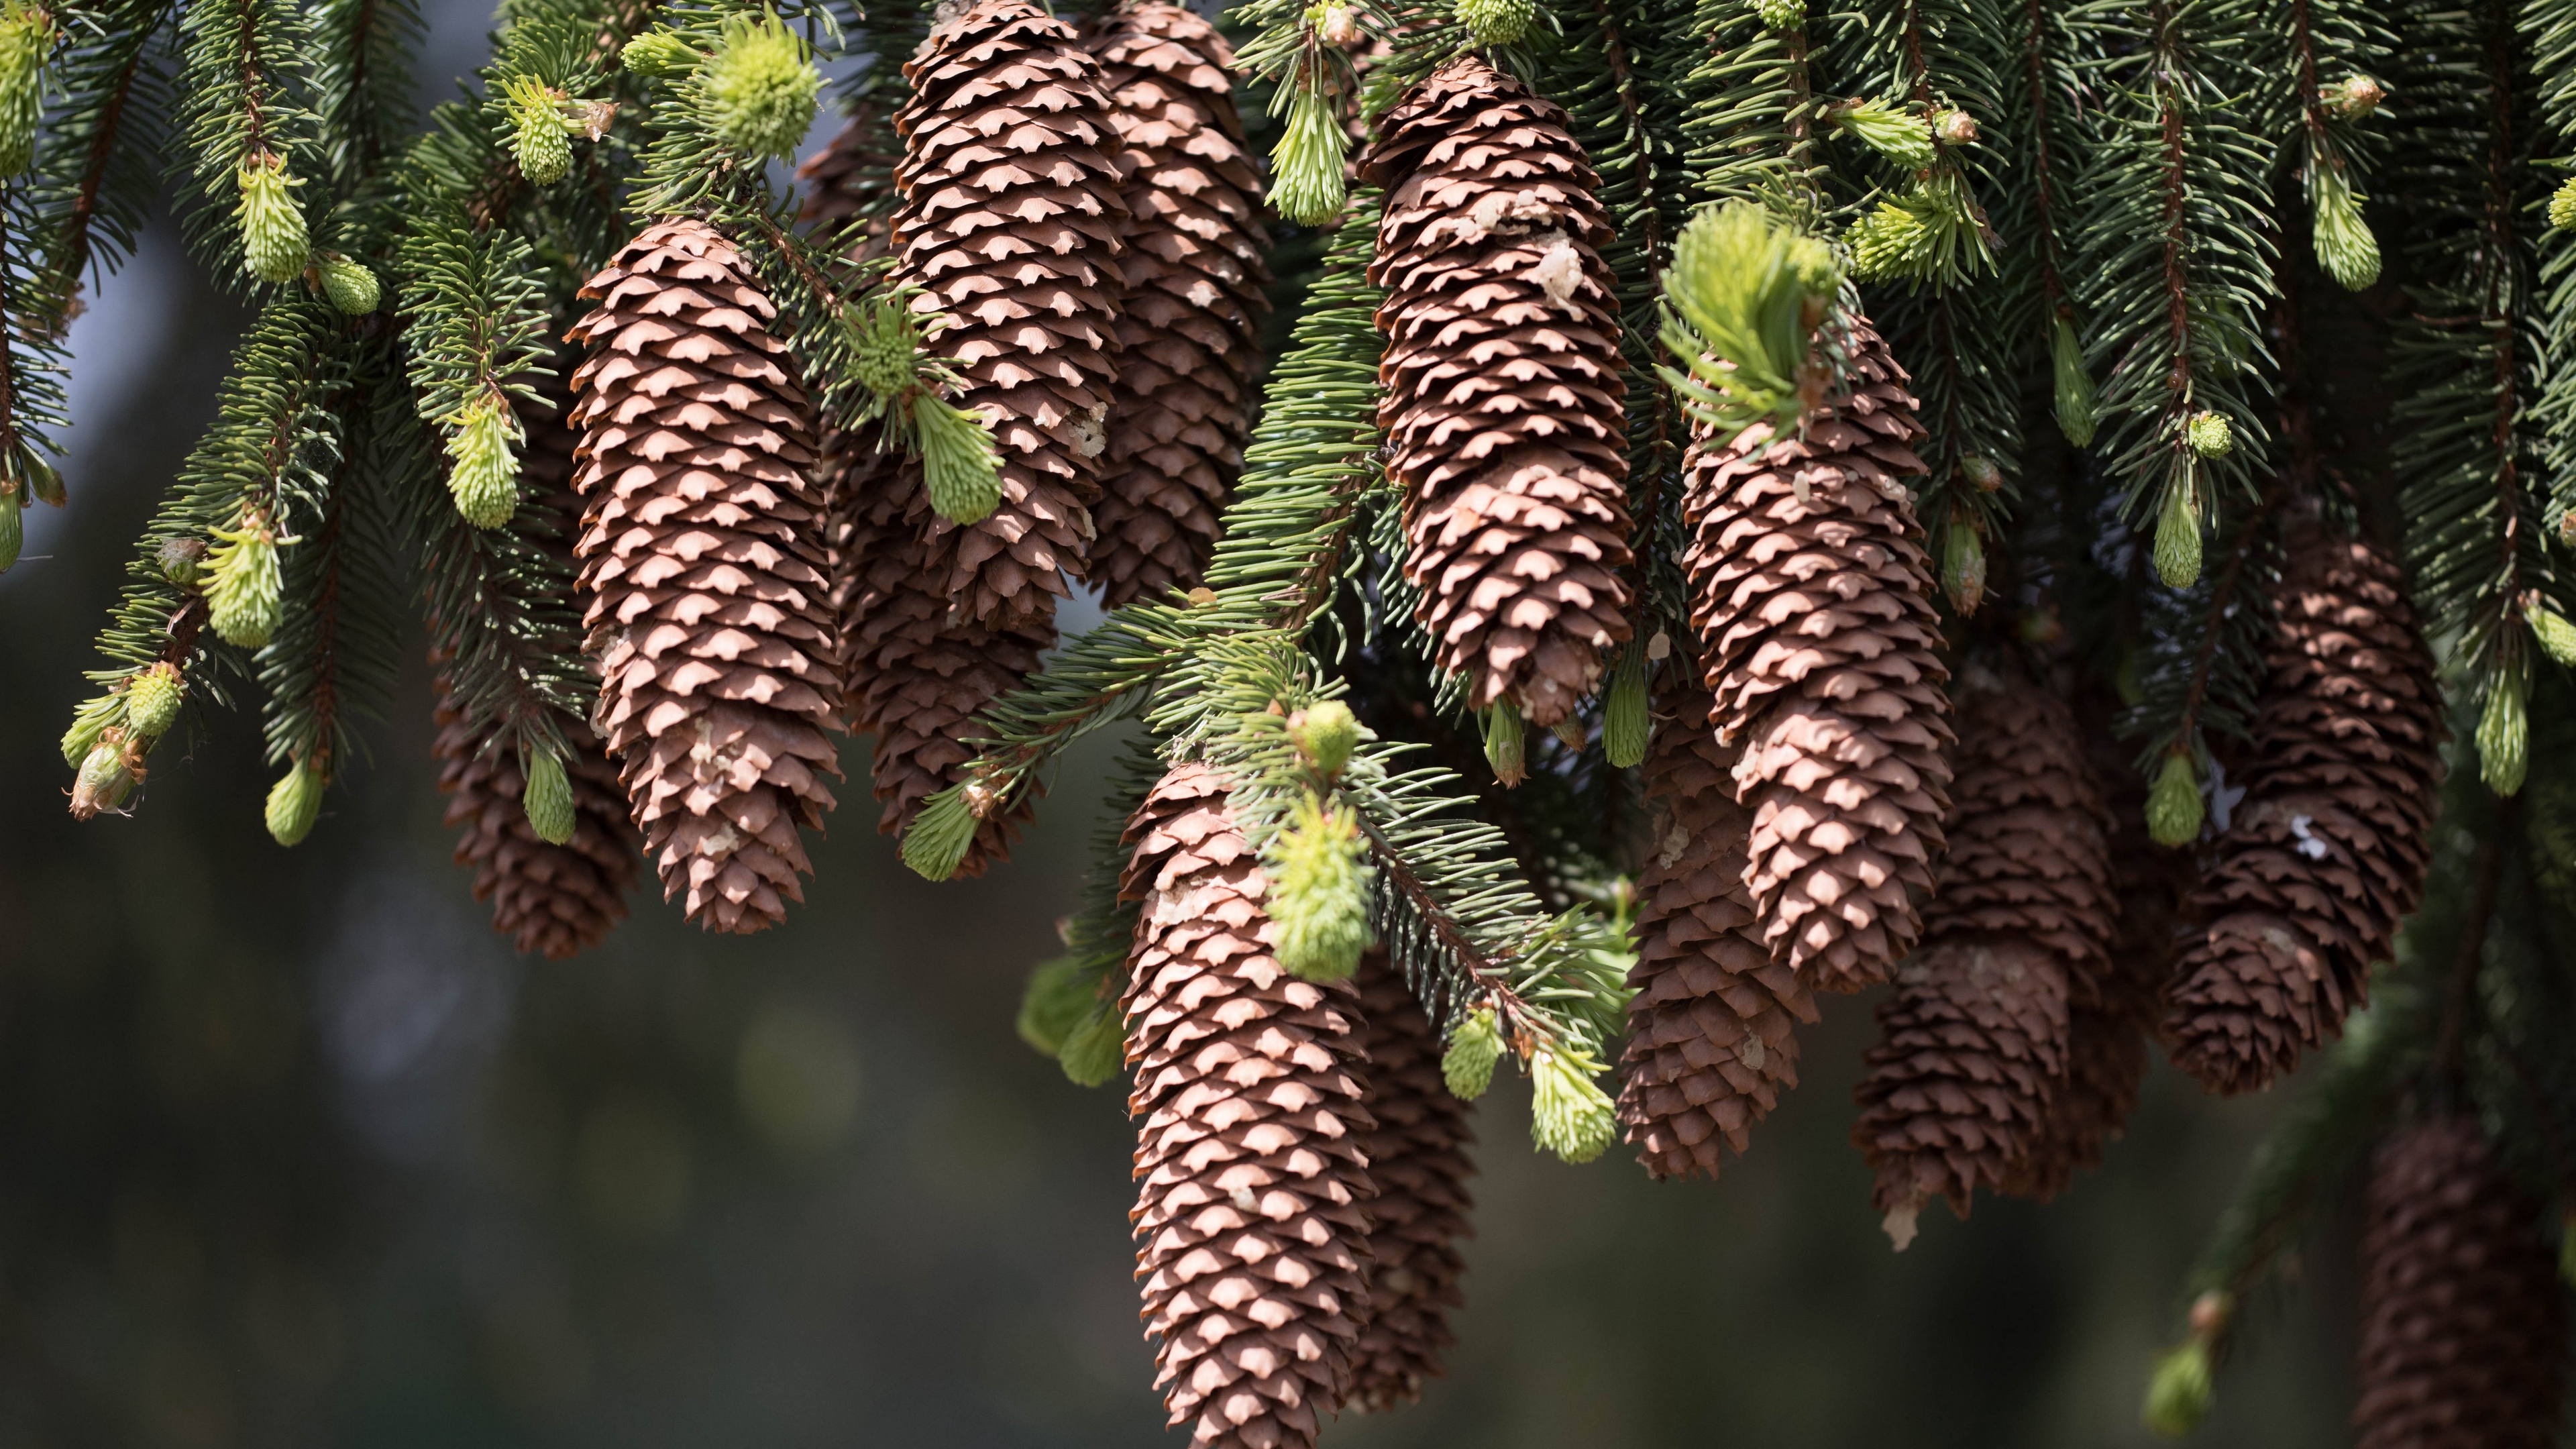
(1846, 199), (1929, 283)
(70, 733), (137, 820)
(2141, 1339), (2214, 1438)
(1530, 1049), (1616, 1163)
(912, 392), (1001, 525)
(522, 744), (576, 845)
(0, 1), (49, 178)
(1269, 793), (1373, 982)
(60, 691), (120, 767)
(445, 396), (519, 530)
(1602, 649), (1649, 769)
(2310, 162), (2379, 291)
(854, 300), (920, 400)
(1455, 0), (1535, 44)
(315, 252), (380, 315)
(1753, 0), (1802, 32)
(265, 757), (324, 846)
(705, 11), (822, 161)
(0, 483), (17, 573)
(1958, 454), (2004, 492)
(620, 27), (698, 77)
(204, 523), (282, 648)
(2053, 314), (2098, 448)
(2552, 177), (2576, 233)
(900, 782), (983, 881)
(1288, 700), (1360, 777)
(1441, 1006), (1503, 1099)
(1016, 955), (1096, 1058)
(503, 75), (576, 185)
(1483, 701), (1525, 787)
(2153, 480), (2203, 589)
(1269, 80), (1348, 227)
(2532, 604), (2576, 667)
(1941, 517), (1987, 615)
(2479, 671), (2528, 797)
(2324, 73), (2385, 118)
(233, 152), (309, 285)
(1830, 99), (1936, 172)
(125, 662), (183, 739)
(2185, 410), (2233, 459)
(2146, 750), (2203, 847)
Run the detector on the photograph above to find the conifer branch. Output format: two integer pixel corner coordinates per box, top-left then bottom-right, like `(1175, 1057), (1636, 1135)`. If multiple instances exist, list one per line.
(29, 0), (172, 325)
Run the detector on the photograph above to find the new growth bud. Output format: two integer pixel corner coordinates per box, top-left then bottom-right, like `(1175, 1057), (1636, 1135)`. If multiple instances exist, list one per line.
(1482, 700), (1525, 786)
(1269, 792), (1373, 981)
(0, 0), (52, 177)
(1455, 0), (1535, 45)
(445, 396), (520, 530)
(125, 661), (183, 739)
(1754, 0), (1802, 28)
(2153, 480), (2203, 588)
(265, 757), (324, 845)
(853, 299), (920, 399)
(1315, 3), (1363, 44)
(704, 11), (822, 162)
(2478, 669), (2528, 796)
(1530, 1049), (1616, 1163)
(502, 75), (578, 185)
(914, 392), (1002, 525)
(70, 731), (140, 820)
(1941, 516), (1987, 615)
(315, 252), (381, 315)
(1441, 1006), (1503, 1099)
(1957, 454), (2003, 492)
(204, 519), (282, 648)
(522, 743), (576, 845)
(2053, 314), (2098, 448)
(1932, 107), (1978, 146)
(1015, 956), (1094, 1057)
(1602, 647), (1648, 768)
(2530, 600), (2576, 666)
(621, 27), (698, 76)
(0, 484), (17, 574)
(1269, 77), (1349, 227)
(2147, 749), (2204, 847)
(2142, 1338), (2216, 1438)
(2324, 73), (2385, 119)
(2553, 176), (2576, 232)
(2184, 409), (2233, 458)
(233, 152), (309, 285)
(1287, 699), (1360, 776)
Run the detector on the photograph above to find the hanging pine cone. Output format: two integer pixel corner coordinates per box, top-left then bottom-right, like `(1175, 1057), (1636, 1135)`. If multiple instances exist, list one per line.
(2005, 720), (2196, 1202)
(567, 219), (843, 934)
(432, 679), (638, 960)
(1617, 682), (1819, 1181)
(1082, 1), (1270, 608)
(1350, 948), (1474, 1411)
(1360, 55), (1634, 729)
(2163, 513), (2445, 1094)
(2354, 1117), (2565, 1449)
(1850, 667), (2116, 1236)
(1682, 314), (1951, 992)
(892, 0), (1128, 630)
(1123, 761), (1375, 1449)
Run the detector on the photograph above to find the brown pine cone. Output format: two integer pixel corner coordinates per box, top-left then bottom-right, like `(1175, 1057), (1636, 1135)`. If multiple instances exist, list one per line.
(1123, 762), (1375, 1449)
(893, 0), (1128, 631)
(2353, 1117), (2565, 1449)
(1682, 315), (1951, 993)
(1851, 667), (2115, 1232)
(1350, 948), (1474, 1412)
(567, 219), (843, 934)
(2163, 515), (2444, 1094)
(1083, 1), (1270, 608)
(2005, 720), (2197, 1201)
(1617, 683), (1819, 1181)
(1360, 55), (1634, 729)
(432, 679), (638, 961)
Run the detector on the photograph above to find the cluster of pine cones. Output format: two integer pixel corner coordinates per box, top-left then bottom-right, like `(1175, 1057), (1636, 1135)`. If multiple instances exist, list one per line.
(414, 11), (2543, 1446)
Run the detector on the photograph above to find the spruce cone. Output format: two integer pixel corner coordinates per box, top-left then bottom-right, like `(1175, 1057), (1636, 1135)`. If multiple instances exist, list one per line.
(432, 681), (638, 960)
(1083, 1), (1270, 608)
(1682, 315), (1951, 992)
(893, 0), (1128, 629)
(568, 219), (842, 933)
(1851, 668), (2116, 1233)
(2354, 1117), (2565, 1449)
(1123, 762), (1375, 1448)
(1350, 949), (1474, 1411)
(2163, 516), (2444, 1094)
(1617, 683), (1819, 1181)
(2006, 723), (2196, 1201)
(1361, 56), (1633, 729)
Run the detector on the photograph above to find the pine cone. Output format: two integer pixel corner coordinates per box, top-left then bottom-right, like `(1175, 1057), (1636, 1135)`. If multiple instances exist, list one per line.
(2354, 1117), (2565, 1449)
(1851, 667), (2115, 1231)
(1123, 762), (1375, 1449)
(1350, 948), (1474, 1411)
(2163, 515), (2444, 1093)
(1617, 682), (1819, 1181)
(2005, 720), (2196, 1201)
(1682, 315), (1951, 992)
(568, 219), (843, 934)
(1083, 1), (1270, 608)
(893, 0), (1128, 630)
(1360, 56), (1633, 729)
(432, 680), (638, 960)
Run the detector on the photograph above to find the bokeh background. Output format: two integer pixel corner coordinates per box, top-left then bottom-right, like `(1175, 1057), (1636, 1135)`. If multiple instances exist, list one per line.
(0, 7), (2361, 1446)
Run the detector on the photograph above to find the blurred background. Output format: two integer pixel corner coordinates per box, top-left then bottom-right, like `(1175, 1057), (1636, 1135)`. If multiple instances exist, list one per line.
(0, 6), (2361, 1446)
